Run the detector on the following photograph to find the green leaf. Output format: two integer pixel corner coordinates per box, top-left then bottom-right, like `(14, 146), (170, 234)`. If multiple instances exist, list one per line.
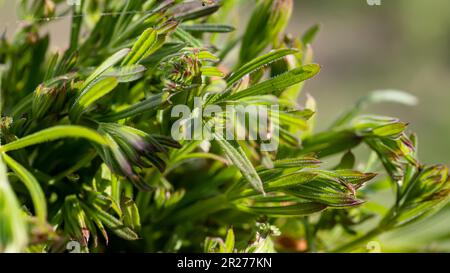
(352, 116), (399, 131)
(121, 197), (141, 231)
(0, 156), (28, 252)
(304, 94), (317, 136)
(142, 43), (186, 66)
(237, 202), (327, 217)
(227, 49), (299, 87)
(265, 172), (319, 192)
(233, 172), (319, 199)
(264, 156), (321, 169)
(198, 51), (220, 62)
(91, 215), (109, 245)
(201, 66), (225, 77)
(214, 134), (264, 194)
(182, 24), (235, 33)
(69, 0), (84, 52)
(0, 126), (109, 153)
(175, 4), (220, 22)
(173, 28), (203, 48)
(83, 48), (130, 89)
(394, 200), (447, 228)
(372, 122), (408, 137)
(2, 153), (47, 225)
(239, 0), (293, 63)
(277, 109), (314, 130)
(204, 237), (221, 253)
(82, 203), (139, 241)
(9, 94), (33, 119)
(43, 52), (59, 81)
(302, 24), (321, 45)
(224, 228), (235, 253)
(225, 64), (320, 102)
(122, 28), (158, 66)
(301, 130), (362, 158)
(70, 77), (119, 122)
(99, 92), (169, 122)
(285, 179), (364, 207)
(63, 196), (88, 245)
(104, 65), (147, 83)
(314, 169), (377, 189)
(54, 50), (78, 76)
(335, 151), (356, 170)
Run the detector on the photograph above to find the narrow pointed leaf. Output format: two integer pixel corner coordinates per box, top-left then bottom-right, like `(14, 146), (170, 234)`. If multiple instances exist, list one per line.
(224, 228), (235, 253)
(227, 49), (299, 87)
(201, 67), (225, 77)
(175, 4), (220, 21)
(198, 51), (220, 62)
(286, 180), (364, 207)
(237, 203), (327, 217)
(233, 171), (319, 200)
(83, 48), (130, 88)
(265, 172), (319, 191)
(82, 203), (139, 241)
(0, 156), (28, 252)
(302, 24), (321, 45)
(121, 198), (141, 231)
(225, 64), (320, 101)
(173, 28), (203, 48)
(3, 153), (47, 225)
(372, 123), (408, 137)
(0, 126), (108, 152)
(122, 28), (158, 66)
(104, 65), (147, 83)
(70, 77), (119, 121)
(335, 151), (356, 170)
(214, 133), (264, 194)
(99, 92), (169, 122)
(271, 156), (321, 169)
(182, 24), (235, 33)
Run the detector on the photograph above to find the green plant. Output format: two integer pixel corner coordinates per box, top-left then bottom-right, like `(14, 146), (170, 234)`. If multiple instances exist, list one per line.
(0, 0), (448, 253)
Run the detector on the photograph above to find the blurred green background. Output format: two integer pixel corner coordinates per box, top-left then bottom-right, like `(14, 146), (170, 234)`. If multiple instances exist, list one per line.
(289, 0), (450, 166)
(1, 0), (449, 252)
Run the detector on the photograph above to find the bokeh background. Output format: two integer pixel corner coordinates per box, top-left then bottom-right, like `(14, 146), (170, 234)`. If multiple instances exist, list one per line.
(1, 0), (449, 251)
(291, 0), (450, 167)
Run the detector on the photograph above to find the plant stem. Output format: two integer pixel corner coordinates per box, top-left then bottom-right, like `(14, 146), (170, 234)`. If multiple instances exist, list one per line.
(303, 217), (315, 252)
(331, 227), (384, 253)
(69, 0), (84, 52)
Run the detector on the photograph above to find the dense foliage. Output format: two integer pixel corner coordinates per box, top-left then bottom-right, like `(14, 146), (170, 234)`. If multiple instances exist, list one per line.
(0, 0), (448, 253)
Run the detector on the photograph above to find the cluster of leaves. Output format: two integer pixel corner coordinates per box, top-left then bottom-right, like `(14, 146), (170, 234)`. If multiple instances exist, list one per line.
(0, 0), (448, 253)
